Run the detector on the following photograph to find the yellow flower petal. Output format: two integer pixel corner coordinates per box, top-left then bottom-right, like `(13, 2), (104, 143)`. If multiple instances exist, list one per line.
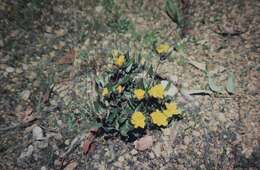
(115, 55), (125, 67)
(102, 88), (109, 96)
(116, 85), (124, 93)
(156, 44), (171, 54)
(163, 102), (180, 118)
(131, 112), (146, 128)
(151, 110), (168, 126)
(134, 89), (145, 100)
(148, 84), (164, 99)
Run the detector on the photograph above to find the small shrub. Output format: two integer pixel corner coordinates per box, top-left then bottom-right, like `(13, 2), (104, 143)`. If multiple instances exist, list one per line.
(92, 45), (181, 139)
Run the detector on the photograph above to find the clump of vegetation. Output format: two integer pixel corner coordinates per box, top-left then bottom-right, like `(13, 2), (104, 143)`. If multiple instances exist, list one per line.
(92, 44), (181, 139)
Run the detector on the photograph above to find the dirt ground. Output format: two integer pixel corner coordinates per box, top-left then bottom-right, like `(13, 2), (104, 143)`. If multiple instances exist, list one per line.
(0, 0), (259, 169)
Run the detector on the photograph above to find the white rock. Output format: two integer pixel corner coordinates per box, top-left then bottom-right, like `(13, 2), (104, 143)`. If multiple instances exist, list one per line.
(41, 166), (47, 170)
(16, 68), (23, 74)
(6, 67), (15, 73)
(95, 6), (103, 13)
(130, 149), (138, 155)
(20, 90), (31, 101)
(22, 64), (29, 70)
(0, 39), (4, 47)
(33, 126), (44, 140)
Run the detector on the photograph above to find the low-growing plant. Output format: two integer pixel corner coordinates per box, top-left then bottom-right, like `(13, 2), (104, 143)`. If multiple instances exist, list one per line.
(92, 44), (182, 139)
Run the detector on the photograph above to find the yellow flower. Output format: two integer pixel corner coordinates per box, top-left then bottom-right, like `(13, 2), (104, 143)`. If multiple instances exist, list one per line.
(131, 112), (146, 128)
(115, 55), (125, 67)
(116, 85), (124, 93)
(134, 89), (145, 100)
(163, 102), (178, 118)
(156, 44), (171, 54)
(150, 110), (168, 126)
(148, 84), (164, 99)
(102, 87), (109, 96)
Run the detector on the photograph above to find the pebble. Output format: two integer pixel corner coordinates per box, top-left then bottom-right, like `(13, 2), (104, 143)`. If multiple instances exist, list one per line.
(22, 64), (28, 70)
(149, 152), (155, 159)
(65, 139), (70, 145)
(6, 67), (15, 73)
(118, 156), (124, 162)
(16, 68), (23, 74)
(33, 126), (44, 140)
(20, 90), (31, 101)
(95, 6), (103, 13)
(130, 149), (138, 155)
(41, 166), (47, 170)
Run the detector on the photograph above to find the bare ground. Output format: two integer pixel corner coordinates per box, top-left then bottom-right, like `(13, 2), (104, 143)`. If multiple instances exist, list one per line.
(0, 0), (259, 169)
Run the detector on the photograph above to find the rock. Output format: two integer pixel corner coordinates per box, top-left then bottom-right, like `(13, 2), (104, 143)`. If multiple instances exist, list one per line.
(32, 126), (48, 149)
(149, 152), (155, 159)
(65, 139), (70, 145)
(20, 90), (31, 101)
(134, 135), (154, 151)
(95, 6), (103, 13)
(64, 161), (78, 170)
(45, 26), (52, 33)
(118, 156), (124, 162)
(55, 29), (66, 37)
(130, 149), (138, 155)
(16, 68), (23, 74)
(184, 136), (192, 145)
(17, 145), (34, 167)
(22, 64), (28, 70)
(28, 72), (37, 80)
(33, 126), (44, 140)
(161, 80), (178, 97)
(169, 75), (179, 85)
(6, 67), (15, 73)
(41, 166), (47, 170)
(152, 143), (161, 157)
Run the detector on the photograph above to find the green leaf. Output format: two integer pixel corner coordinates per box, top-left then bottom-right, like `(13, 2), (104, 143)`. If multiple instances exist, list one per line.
(208, 74), (224, 93)
(106, 110), (118, 124)
(126, 63), (133, 73)
(226, 72), (235, 94)
(119, 120), (133, 137)
(135, 52), (141, 64)
(165, 0), (183, 27)
(147, 65), (154, 77)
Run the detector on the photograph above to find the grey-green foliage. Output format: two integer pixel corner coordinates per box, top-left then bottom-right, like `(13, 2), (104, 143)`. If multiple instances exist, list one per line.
(165, 0), (184, 28)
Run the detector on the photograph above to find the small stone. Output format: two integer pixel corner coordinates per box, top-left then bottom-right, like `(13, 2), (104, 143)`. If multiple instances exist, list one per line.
(149, 152), (155, 159)
(54, 159), (62, 166)
(45, 26), (52, 33)
(28, 72), (37, 80)
(118, 156), (124, 162)
(33, 126), (44, 140)
(95, 6), (103, 13)
(65, 139), (70, 145)
(6, 67), (15, 73)
(16, 68), (23, 74)
(41, 166), (47, 170)
(20, 90), (31, 101)
(55, 29), (65, 37)
(152, 143), (161, 157)
(130, 149), (138, 155)
(64, 161), (78, 170)
(184, 136), (192, 145)
(22, 64), (28, 70)
(57, 120), (63, 127)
